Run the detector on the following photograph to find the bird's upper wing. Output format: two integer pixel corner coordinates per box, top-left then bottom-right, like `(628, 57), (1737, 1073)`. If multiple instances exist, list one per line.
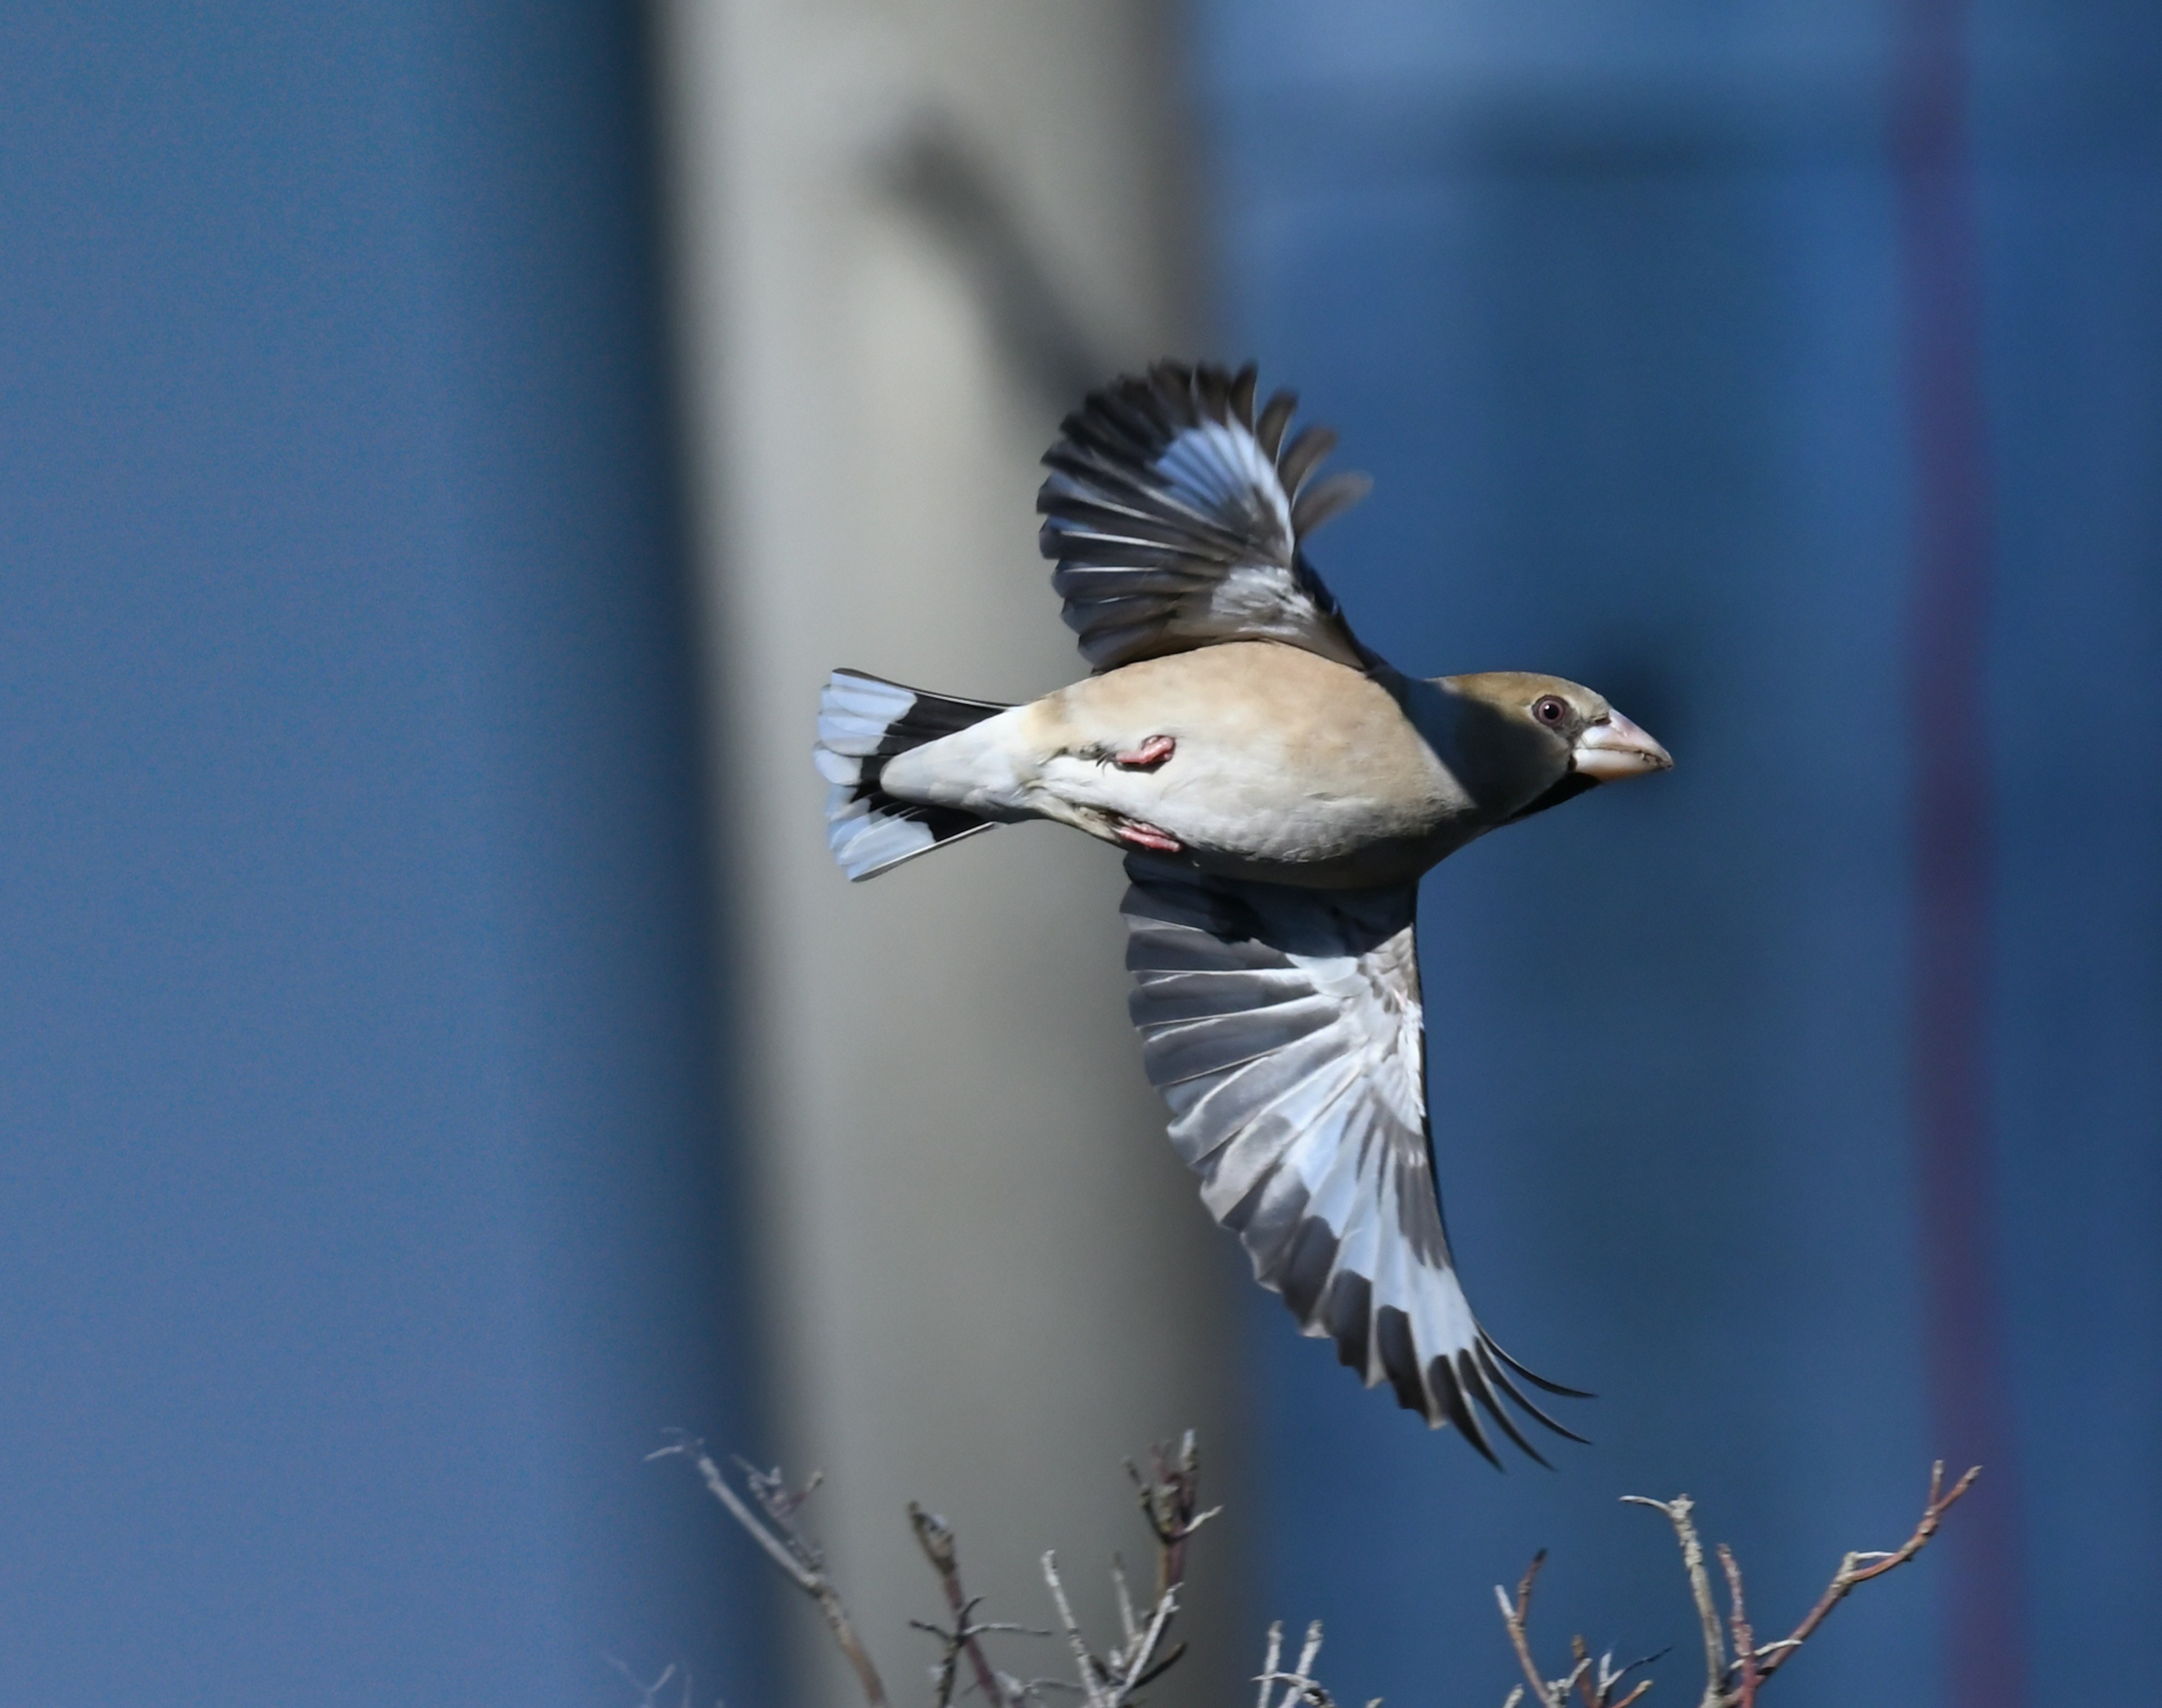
(1037, 362), (1374, 673)
(1119, 853), (1585, 1463)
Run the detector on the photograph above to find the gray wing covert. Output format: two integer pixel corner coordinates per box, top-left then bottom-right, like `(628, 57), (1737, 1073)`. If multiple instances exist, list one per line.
(1119, 853), (1585, 1464)
(1036, 361), (1375, 673)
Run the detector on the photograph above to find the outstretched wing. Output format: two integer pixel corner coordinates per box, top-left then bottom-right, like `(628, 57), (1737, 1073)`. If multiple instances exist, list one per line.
(1119, 854), (1586, 1464)
(1037, 361), (1375, 673)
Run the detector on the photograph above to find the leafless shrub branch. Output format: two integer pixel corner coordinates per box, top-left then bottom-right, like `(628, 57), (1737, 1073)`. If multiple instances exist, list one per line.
(1744, 1459), (1979, 1688)
(653, 1430), (1975, 1708)
(604, 1655), (695, 1708)
(1492, 1551), (1651, 1708)
(909, 1501), (1038, 1708)
(1502, 1462), (1981, 1708)
(655, 1429), (1212, 1708)
(647, 1431), (891, 1707)
(1616, 1495), (1725, 1706)
(1039, 1429), (1213, 1708)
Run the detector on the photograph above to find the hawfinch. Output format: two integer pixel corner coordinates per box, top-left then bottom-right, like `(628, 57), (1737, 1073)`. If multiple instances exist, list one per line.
(812, 363), (1671, 1463)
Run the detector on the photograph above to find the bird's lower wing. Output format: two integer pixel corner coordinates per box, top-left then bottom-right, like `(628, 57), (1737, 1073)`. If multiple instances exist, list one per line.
(1119, 853), (1585, 1464)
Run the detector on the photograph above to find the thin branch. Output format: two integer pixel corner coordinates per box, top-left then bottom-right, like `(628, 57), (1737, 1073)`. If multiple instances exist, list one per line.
(653, 1436), (817, 1591)
(1569, 1637), (1654, 1708)
(1491, 1554), (1619, 1708)
(1257, 1670), (1344, 1707)
(1259, 1621), (1284, 1708)
(605, 1656), (692, 1708)
(1292, 1621), (1325, 1696)
(1118, 1586), (1181, 1697)
(1256, 1621), (1338, 1708)
(1749, 1461), (1981, 1687)
(1041, 1552), (1110, 1708)
(909, 1608), (967, 1708)
(911, 1502), (1018, 1708)
(1494, 1553), (1556, 1707)
(1128, 1430), (1217, 1606)
(1622, 1494), (1724, 1707)
(650, 1435), (891, 1708)
(659, 1425), (1972, 1708)
(1111, 1555), (1139, 1651)
(1717, 1545), (1758, 1708)
(1128, 1642), (1188, 1692)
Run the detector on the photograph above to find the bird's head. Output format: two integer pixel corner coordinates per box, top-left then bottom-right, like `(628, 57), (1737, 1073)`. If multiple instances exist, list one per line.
(1430, 670), (1673, 823)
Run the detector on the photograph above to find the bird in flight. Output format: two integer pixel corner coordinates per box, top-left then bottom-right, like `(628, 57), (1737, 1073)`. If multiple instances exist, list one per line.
(812, 362), (1672, 1464)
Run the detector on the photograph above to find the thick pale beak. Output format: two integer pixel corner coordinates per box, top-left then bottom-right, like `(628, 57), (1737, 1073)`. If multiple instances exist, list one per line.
(1571, 709), (1673, 781)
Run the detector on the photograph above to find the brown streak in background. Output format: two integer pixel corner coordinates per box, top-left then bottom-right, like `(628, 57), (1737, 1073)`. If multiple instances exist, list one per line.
(1892, 0), (2030, 1702)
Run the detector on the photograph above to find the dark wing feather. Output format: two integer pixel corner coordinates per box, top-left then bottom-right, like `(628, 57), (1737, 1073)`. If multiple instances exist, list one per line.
(1119, 853), (1587, 1462)
(1038, 361), (1375, 673)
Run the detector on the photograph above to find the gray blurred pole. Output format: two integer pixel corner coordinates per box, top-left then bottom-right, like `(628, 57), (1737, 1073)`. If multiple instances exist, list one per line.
(646, 5), (1249, 1701)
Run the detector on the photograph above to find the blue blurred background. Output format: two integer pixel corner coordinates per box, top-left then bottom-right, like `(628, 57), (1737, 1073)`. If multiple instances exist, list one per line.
(1, 5), (771, 1703)
(3, 2), (2156, 1705)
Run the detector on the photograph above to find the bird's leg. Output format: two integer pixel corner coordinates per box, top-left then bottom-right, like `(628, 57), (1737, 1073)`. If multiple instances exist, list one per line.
(1113, 819), (1183, 854)
(1111, 734), (1176, 770)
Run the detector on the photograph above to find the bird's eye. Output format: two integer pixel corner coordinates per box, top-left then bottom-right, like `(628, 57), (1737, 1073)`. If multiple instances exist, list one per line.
(1533, 696), (1569, 726)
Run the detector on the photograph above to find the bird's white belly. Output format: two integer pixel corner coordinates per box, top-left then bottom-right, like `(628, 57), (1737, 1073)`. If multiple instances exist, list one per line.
(1031, 645), (1480, 885)
(880, 643), (1485, 887)
(1045, 743), (1428, 869)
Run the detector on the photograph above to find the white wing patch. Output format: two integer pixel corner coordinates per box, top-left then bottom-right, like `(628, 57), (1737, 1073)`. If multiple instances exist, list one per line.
(1120, 853), (1586, 1463)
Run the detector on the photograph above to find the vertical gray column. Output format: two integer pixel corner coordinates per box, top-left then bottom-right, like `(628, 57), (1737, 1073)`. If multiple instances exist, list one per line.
(647, 3), (1249, 1700)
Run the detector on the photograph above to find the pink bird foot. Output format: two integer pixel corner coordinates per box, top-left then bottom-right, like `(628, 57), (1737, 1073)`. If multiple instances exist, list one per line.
(1112, 734), (1176, 770)
(1113, 819), (1183, 854)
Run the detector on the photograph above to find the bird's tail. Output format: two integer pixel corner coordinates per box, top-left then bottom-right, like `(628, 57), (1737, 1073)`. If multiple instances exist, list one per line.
(814, 669), (1011, 880)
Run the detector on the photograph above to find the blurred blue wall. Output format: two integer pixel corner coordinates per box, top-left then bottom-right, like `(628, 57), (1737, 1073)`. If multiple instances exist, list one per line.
(0, 6), (770, 1703)
(1190, 5), (2161, 1705)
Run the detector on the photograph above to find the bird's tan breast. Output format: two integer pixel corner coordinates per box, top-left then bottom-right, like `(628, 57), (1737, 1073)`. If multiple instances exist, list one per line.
(1026, 642), (1473, 883)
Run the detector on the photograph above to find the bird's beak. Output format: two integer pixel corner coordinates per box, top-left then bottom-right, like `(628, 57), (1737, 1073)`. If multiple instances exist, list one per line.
(1571, 709), (1673, 781)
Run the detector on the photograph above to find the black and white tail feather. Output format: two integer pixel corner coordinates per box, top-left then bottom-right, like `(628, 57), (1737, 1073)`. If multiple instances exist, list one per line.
(815, 670), (1008, 880)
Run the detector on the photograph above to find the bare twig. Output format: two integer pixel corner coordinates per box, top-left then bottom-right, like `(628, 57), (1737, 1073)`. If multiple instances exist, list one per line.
(1747, 1461), (1980, 1688)
(1256, 1619), (1344, 1707)
(1566, 1636), (1654, 1708)
(663, 1424), (1973, 1708)
(1494, 1553), (1556, 1706)
(1022, 1430), (1211, 1704)
(911, 1502), (1020, 1708)
(1490, 1554), (1631, 1708)
(908, 1600), (1044, 1708)
(1041, 1551), (1110, 1708)
(1622, 1494), (1724, 1707)
(605, 1656), (693, 1708)
(1124, 1587), (1182, 1694)
(1292, 1621), (1325, 1694)
(1127, 1430), (1218, 1604)
(1110, 1555), (1139, 1652)
(1607, 1461), (1982, 1706)
(1717, 1545), (1757, 1708)
(1496, 1461), (1972, 1708)
(649, 1434), (891, 1708)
